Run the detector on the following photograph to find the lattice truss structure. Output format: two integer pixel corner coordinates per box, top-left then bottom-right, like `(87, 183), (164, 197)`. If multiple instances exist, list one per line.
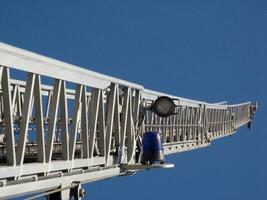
(0, 43), (257, 199)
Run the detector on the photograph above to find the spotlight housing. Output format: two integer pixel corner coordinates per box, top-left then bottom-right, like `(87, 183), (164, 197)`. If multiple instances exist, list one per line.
(151, 96), (176, 117)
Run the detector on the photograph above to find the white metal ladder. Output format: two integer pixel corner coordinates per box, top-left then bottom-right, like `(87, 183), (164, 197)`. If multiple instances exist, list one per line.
(0, 42), (257, 199)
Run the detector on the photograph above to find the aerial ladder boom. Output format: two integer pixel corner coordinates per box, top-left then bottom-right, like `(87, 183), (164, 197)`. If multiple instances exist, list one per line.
(0, 42), (257, 199)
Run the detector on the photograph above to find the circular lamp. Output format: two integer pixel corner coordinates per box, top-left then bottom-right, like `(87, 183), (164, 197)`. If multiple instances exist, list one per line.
(151, 96), (176, 117)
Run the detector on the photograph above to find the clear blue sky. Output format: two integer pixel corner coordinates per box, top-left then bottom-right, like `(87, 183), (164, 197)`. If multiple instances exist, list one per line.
(0, 1), (266, 200)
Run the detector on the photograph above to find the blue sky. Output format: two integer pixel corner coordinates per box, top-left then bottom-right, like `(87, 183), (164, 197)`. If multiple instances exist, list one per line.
(0, 1), (266, 199)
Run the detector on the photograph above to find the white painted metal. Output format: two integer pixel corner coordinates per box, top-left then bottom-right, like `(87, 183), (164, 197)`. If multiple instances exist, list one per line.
(0, 43), (257, 199)
(121, 163), (174, 170)
(0, 42), (143, 90)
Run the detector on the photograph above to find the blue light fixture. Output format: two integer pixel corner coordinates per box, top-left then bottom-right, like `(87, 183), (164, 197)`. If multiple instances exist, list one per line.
(141, 131), (164, 164)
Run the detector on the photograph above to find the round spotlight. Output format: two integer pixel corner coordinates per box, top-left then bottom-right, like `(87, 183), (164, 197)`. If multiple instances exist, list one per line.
(151, 96), (175, 117)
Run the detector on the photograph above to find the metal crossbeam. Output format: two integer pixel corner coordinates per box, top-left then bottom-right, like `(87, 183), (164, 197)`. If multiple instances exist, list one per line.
(0, 42), (257, 199)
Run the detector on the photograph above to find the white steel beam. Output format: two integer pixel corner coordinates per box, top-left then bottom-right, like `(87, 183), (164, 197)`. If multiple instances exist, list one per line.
(0, 42), (143, 90)
(1, 67), (16, 166)
(16, 73), (35, 165)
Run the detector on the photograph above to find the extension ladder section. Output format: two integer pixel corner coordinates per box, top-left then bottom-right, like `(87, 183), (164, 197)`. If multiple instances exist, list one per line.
(0, 42), (257, 199)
